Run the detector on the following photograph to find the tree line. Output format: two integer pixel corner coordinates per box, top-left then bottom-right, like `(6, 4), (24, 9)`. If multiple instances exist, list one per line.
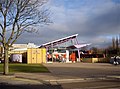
(90, 35), (120, 57)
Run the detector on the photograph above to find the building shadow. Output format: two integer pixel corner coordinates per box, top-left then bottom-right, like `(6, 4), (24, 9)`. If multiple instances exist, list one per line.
(0, 83), (63, 89)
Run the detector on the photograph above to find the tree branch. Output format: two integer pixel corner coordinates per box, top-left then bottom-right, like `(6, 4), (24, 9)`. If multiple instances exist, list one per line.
(1, 0), (50, 46)
(10, 23), (23, 46)
(7, 1), (20, 44)
(0, 23), (3, 30)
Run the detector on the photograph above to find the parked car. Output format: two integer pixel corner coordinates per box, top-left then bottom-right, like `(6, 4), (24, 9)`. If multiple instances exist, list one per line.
(110, 56), (120, 65)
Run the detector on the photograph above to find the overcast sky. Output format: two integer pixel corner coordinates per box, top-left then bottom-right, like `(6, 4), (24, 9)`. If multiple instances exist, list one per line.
(16, 0), (120, 48)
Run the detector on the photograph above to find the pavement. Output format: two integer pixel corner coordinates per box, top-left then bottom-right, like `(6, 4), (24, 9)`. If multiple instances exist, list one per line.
(0, 73), (90, 85)
(0, 64), (120, 85)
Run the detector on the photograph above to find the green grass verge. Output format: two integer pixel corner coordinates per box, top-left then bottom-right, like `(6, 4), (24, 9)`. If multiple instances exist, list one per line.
(0, 63), (49, 73)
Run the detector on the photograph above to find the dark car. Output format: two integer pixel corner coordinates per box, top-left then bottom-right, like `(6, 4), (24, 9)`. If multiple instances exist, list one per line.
(110, 56), (120, 64)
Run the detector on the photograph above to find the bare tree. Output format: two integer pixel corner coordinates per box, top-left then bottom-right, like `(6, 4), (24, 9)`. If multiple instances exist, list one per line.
(0, 0), (50, 75)
(112, 37), (115, 49)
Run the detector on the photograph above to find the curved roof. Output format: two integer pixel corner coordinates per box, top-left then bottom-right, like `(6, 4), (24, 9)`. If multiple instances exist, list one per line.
(39, 34), (78, 48)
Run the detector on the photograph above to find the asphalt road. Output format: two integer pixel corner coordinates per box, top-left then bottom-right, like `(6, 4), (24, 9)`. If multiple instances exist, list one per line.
(0, 80), (120, 89)
(0, 63), (120, 89)
(44, 63), (120, 78)
(61, 80), (120, 89)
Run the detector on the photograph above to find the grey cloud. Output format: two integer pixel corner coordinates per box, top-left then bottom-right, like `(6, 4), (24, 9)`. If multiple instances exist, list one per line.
(67, 4), (120, 37)
(15, 0), (120, 48)
(60, 2), (120, 45)
(86, 7), (120, 36)
(16, 26), (70, 45)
